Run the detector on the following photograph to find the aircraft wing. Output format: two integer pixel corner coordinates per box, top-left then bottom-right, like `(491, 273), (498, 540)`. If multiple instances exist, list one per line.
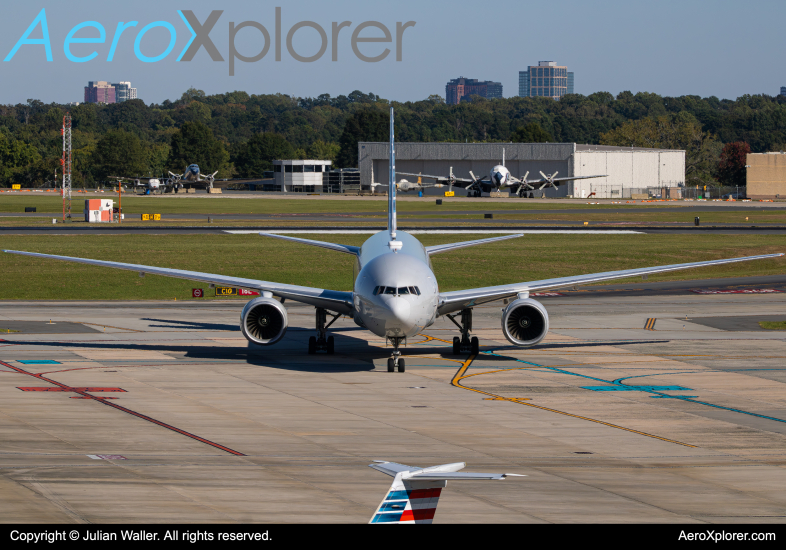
(437, 253), (784, 315)
(527, 174), (608, 185)
(396, 171), (475, 184)
(3, 250), (353, 315)
(425, 234), (524, 255)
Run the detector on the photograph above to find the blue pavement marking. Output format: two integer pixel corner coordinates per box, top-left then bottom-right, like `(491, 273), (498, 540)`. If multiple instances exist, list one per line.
(583, 385), (693, 392)
(17, 360), (61, 365)
(482, 350), (786, 425)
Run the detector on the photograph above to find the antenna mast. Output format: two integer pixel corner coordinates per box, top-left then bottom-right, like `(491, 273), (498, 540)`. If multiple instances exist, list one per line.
(61, 113), (72, 220)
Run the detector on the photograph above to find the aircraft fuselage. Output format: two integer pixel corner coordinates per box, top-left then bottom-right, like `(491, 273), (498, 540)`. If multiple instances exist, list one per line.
(353, 231), (439, 339)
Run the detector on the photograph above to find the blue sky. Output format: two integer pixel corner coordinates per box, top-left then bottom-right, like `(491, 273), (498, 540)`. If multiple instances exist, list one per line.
(0, 0), (783, 104)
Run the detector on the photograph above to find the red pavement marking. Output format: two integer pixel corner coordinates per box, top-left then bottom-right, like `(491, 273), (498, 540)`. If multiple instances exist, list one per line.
(1, 360), (245, 456)
(18, 387), (126, 392)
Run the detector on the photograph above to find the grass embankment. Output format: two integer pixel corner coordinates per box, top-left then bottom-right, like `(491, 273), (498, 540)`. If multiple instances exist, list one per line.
(0, 195), (694, 215)
(760, 321), (786, 330)
(2, 196), (784, 226)
(0, 234), (783, 300)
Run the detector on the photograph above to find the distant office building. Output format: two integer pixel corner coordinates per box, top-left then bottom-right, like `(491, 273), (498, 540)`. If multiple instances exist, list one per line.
(83, 81), (137, 104)
(273, 160), (332, 192)
(445, 77), (503, 105)
(519, 61), (572, 99)
(113, 81), (138, 102)
(84, 81), (115, 104)
(780, 86), (786, 97)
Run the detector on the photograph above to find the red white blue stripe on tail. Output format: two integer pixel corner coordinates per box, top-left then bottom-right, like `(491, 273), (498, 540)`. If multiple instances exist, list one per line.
(369, 461), (524, 524)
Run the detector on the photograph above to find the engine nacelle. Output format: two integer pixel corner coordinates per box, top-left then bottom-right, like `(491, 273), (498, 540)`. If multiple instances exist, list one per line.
(240, 297), (288, 345)
(501, 298), (549, 347)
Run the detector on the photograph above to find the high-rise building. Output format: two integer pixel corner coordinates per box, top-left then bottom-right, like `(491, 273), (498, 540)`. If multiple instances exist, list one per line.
(84, 81), (116, 104)
(780, 86), (786, 97)
(518, 61), (571, 99)
(445, 77), (503, 105)
(112, 81), (138, 102)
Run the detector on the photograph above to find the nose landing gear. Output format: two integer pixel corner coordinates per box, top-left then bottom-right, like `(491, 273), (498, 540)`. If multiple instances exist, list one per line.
(386, 337), (406, 372)
(447, 309), (480, 355)
(307, 308), (340, 355)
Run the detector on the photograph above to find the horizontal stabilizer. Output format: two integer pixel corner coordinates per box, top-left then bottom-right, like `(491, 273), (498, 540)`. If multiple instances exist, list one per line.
(369, 461), (524, 524)
(425, 234), (524, 255)
(258, 232), (360, 255)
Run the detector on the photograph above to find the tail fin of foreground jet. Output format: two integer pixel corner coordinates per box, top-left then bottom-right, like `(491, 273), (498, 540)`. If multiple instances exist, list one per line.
(368, 461), (524, 524)
(387, 106), (399, 245)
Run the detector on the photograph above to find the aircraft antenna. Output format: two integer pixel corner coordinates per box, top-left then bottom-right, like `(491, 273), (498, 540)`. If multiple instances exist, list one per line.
(61, 113), (72, 220)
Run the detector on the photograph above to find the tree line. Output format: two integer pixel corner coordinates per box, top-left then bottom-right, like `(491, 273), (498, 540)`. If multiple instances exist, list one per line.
(2, 88), (784, 188)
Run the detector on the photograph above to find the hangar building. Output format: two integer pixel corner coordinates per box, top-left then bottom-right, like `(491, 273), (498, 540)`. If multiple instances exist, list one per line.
(358, 142), (685, 198)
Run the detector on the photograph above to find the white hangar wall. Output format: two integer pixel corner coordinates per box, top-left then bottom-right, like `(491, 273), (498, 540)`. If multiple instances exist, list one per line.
(358, 142), (685, 198)
(572, 145), (686, 198)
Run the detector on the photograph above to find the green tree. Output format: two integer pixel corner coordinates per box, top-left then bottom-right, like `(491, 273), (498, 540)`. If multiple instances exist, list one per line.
(92, 129), (147, 180)
(0, 131), (41, 185)
(716, 142), (751, 187)
(600, 114), (722, 186)
(234, 133), (295, 177)
(306, 140), (340, 163)
(337, 108), (388, 167)
(510, 122), (553, 143)
(167, 121), (229, 173)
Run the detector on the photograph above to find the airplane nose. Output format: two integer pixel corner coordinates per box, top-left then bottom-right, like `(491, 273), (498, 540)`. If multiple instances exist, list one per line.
(389, 298), (410, 324)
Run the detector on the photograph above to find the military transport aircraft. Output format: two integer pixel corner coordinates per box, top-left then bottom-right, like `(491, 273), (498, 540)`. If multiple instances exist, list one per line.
(5, 108), (782, 372)
(397, 152), (606, 197)
(168, 164), (219, 189)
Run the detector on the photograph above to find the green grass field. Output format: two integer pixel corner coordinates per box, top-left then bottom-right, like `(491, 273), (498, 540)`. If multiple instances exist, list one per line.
(2, 195), (784, 225)
(0, 194), (694, 215)
(0, 233), (783, 300)
(760, 320), (786, 330)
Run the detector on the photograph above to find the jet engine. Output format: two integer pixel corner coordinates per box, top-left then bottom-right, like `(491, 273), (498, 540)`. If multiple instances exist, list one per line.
(501, 298), (549, 346)
(240, 297), (288, 345)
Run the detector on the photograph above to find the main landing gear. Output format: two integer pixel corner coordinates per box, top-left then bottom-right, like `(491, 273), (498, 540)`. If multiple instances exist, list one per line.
(307, 307), (340, 355)
(386, 337), (406, 373)
(447, 308), (479, 355)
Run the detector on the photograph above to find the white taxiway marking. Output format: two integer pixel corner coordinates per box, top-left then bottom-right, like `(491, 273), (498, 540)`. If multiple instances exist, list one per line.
(224, 229), (643, 235)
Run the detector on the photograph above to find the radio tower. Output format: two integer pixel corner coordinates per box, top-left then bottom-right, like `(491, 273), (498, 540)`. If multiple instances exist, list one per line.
(61, 113), (72, 220)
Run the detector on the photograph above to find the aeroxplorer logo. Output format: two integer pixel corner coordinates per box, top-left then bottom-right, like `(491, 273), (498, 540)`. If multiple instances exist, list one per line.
(3, 9), (416, 75)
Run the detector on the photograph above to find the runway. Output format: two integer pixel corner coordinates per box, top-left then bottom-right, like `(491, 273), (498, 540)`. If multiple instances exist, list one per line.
(1, 288), (785, 523)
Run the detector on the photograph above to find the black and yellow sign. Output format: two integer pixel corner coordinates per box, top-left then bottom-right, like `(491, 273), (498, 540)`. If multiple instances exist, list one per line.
(140, 214), (161, 221)
(215, 287), (261, 297)
(444, 191), (455, 197)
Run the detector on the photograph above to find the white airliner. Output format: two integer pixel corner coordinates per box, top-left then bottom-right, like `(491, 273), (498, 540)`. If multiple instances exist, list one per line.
(4, 108), (782, 371)
(398, 152), (607, 197)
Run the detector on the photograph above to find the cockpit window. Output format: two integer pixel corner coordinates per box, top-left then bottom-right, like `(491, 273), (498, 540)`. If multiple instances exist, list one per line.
(384, 287), (397, 295)
(398, 287), (410, 295)
(372, 286), (381, 295)
(409, 286), (420, 295)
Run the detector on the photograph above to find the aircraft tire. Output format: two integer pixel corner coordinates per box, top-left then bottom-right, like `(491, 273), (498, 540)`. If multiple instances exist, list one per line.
(452, 337), (460, 355)
(471, 336), (479, 355)
(398, 359), (405, 373)
(387, 358), (395, 372)
(308, 336), (316, 355)
(327, 336), (334, 354)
